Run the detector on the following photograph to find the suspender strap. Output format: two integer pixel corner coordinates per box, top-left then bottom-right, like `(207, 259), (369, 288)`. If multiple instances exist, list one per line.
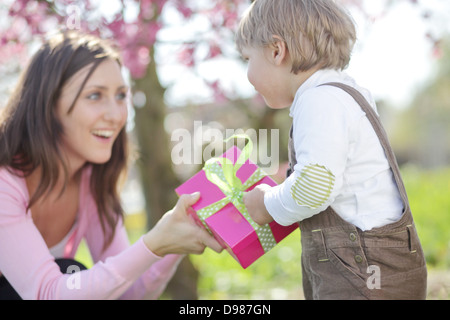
(319, 82), (410, 213)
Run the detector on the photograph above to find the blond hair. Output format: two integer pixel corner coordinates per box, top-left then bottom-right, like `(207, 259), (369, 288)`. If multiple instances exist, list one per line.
(236, 0), (357, 73)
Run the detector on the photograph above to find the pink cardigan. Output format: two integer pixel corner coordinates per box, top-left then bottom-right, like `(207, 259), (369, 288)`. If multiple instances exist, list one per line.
(0, 166), (183, 300)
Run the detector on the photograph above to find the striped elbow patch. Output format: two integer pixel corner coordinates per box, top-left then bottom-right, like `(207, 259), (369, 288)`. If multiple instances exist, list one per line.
(290, 164), (335, 209)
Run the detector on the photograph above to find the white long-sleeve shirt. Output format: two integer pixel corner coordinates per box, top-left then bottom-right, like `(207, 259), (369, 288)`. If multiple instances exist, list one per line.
(264, 69), (403, 231)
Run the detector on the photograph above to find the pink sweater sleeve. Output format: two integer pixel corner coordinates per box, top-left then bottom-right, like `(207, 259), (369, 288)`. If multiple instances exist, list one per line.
(0, 168), (182, 300)
(83, 211), (183, 300)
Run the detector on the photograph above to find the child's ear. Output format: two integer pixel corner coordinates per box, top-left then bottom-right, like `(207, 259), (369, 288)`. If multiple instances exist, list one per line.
(270, 35), (287, 66)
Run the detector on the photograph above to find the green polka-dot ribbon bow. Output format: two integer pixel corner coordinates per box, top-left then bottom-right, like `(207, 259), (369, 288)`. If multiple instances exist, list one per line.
(196, 134), (277, 253)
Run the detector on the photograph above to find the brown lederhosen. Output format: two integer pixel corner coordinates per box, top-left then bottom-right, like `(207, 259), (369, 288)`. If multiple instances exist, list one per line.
(287, 82), (427, 300)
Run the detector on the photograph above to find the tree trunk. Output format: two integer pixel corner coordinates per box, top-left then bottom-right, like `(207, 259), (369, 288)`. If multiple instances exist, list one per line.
(132, 47), (199, 300)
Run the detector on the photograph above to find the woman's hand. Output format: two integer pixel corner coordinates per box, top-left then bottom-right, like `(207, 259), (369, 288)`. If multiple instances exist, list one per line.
(143, 192), (223, 257)
(242, 184), (274, 226)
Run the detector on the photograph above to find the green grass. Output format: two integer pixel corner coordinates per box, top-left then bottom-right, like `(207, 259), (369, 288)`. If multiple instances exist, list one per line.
(191, 229), (303, 300)
(401, 165), (450, 269)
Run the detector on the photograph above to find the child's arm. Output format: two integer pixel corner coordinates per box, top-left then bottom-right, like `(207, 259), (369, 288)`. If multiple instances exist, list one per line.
(246, 87), (358, 226)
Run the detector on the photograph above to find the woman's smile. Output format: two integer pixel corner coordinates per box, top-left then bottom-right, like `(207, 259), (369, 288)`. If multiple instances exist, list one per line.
(56, 58), (129, 170)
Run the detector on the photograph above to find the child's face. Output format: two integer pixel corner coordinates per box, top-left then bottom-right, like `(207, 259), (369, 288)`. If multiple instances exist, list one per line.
(241, 45), (293, 109)
(56, 58), (128, 169)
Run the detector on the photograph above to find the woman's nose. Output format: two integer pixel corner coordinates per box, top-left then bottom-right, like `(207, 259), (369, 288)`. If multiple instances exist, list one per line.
(104, 100), (127, 123)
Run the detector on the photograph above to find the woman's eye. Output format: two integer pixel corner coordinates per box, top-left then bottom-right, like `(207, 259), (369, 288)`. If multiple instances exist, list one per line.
(87, 92), (101, 100)
(116, 92), (127, 101)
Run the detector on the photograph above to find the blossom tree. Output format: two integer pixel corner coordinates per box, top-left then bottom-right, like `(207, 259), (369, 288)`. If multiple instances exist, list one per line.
(0, 0), (442, 299)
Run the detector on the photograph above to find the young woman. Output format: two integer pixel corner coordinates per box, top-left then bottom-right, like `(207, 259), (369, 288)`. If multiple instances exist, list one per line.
(0, 31), (222, 300)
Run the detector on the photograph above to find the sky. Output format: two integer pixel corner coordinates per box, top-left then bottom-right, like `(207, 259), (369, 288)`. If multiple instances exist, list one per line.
(345, 0), (448, 108)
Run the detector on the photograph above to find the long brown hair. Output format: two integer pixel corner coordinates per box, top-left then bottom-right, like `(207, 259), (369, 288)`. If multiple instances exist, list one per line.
(0, 31), (128, 250)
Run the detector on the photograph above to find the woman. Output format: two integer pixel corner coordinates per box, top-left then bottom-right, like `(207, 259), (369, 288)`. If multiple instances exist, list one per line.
(0, 31), (222, 300)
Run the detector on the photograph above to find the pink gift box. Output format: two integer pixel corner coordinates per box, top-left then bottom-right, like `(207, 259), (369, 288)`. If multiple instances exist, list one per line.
(175, 146), (298, 269)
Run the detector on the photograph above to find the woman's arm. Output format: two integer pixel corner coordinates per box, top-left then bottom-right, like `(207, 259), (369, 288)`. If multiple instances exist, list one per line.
(0, 171), (220, 299)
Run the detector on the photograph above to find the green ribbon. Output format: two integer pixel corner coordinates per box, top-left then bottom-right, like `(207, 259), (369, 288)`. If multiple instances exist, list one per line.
(197, 135), (277, 253)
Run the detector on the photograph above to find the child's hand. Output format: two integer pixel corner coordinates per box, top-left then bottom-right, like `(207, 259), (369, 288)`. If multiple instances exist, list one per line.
(243, 184), (274, 225)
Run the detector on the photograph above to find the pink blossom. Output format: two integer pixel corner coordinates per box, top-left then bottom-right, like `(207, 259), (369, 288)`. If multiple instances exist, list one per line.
(0, 42), (27, 68)
(144, 21), (162, 46)
(177, 44), (196, 68)
(122, 46), (151, 79)
(173, 0), (193, 18)
(207, 42), (222, 59)
(0, 0), (435, 88)
(206, 79), (227, 103)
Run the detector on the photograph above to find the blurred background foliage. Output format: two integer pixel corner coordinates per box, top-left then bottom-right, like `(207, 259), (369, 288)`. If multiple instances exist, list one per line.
(389, 38), (450, 168)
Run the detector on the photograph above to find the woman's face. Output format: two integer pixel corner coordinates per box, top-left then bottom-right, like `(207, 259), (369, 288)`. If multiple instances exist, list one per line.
(56, 58), (128, 170)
